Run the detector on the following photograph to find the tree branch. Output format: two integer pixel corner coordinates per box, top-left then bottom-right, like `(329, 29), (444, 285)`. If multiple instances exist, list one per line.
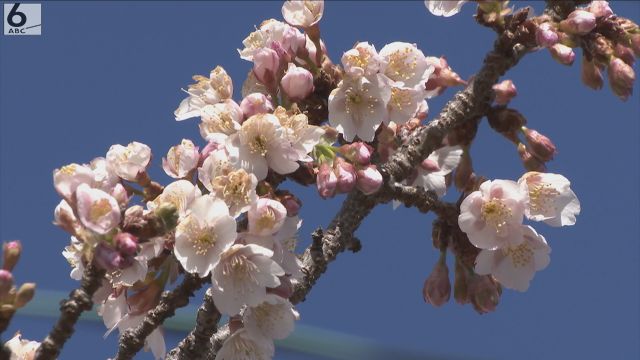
(113, 273), (205, 360)
(165, 288), (221, 360)
(34, 263), (105, 360)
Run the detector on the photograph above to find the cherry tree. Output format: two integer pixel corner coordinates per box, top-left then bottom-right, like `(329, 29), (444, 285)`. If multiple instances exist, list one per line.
(0, 1), (637, 359)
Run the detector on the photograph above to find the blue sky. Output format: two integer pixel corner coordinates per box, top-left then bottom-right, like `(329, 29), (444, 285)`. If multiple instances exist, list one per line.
(1, 1), (638, 359)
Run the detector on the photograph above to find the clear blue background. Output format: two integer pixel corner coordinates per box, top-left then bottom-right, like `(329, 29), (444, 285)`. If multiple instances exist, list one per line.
(1, 1), (638, 359)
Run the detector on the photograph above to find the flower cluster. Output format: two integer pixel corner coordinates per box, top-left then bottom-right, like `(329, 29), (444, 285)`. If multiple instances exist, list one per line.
(458, 173), (580, 291)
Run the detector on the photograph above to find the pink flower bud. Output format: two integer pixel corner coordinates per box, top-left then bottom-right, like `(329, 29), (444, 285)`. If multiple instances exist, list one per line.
(334, 158), (357, 193)
(423, 261), (451, 307)
(14, 283), (35, 308)
(253, 48), (281, 92)
(340, 142), (373, 165)
(581, 57), (604, 90)
(115, 233), (138, 256)
(517, 143), (547, 172)
(425, 56), (466, 95)
(356, 165), (383, 195)
(588, 1), (613, 18)
(0, 269), (14, 298)
(615, 44), (635, 66)
(608, 57), (635, 101)
(560, 10), (596, 35)
(549, 43), (575, 65)
(280, 63), (314, 101)
(468, 275), (501, 315)
(3, 241), (22, 272)
(278, 192), (302, 217)
(94, 243), (127, 271)
(536, 22), (559, 48)
(240, 93), (275, 119)
(630, 34), (640, 58)
(317, 162), (337, 199)
(523, 127), (557, 162)
(492, 79), (517, 105)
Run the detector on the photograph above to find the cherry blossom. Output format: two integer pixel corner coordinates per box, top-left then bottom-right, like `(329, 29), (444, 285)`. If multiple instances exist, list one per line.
(198, 149), (258, 217)
(106, 142), (152, 182)
(248, 198), (288, 237)
(5, 332), (40, 360)
(215, 328), (275, 360)
(458, 179), (527, 250)
(281, 0), (324, 28)
(75, 184), (121, 235)
(518, 172), (580, 227)
(53, 163), (95, 200)
(174, 195), (237, 277)
(243, 294), (299, 340)
(226, 113), (300, 180)
(238, 19), (303, 61)
(379, 42), (433, 88)
(272, 106), (324, 162)
(211, 244), (285, 315)
(62, 237), (84, 281)
(341, 42), (384, 78)
(328, 75), (391, 142)
(175, 66), (233, 121)
(475, 225), (551, 292)
(147, 180), (201, 218)
(412, 146), (463, 197)
(162, 139), (199, 179)
(425, 0), (467, 17)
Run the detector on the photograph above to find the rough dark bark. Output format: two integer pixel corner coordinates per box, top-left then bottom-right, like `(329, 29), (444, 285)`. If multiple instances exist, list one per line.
(34, 264), (105, 360)
(113, 273), (205, 360)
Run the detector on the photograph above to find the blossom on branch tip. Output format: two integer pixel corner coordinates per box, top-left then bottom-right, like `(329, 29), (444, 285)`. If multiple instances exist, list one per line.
(560, 10), (596, 36)
(162, 139), (199, 179)
(211, 244), (285, 315)
(423, 259), (451, 307)
(174, 195), (237, 277)
(535, 23), (559, 48)
(412, 145), (463, 198)
(106, 141), (151, 182)
(356, 165), (383, 195)
(549, 44), (575, 66)
(282, 0), (324, 28)
(458, 179), (527, 250)
(75, 184), (121, 235)
(53, 163), (95, 201)
(200, 100), (244, 139)
(316, 162), (337, 199)
(239, 19), (303, 62)
(588, 1), (613, 18)
(248, 198), (287, 237)
(475, 225), (551, 292)
(425, 0), (467, 17)
(175, 66), (233, 121)
(341, 42), (384, 78)
(518, 172), (580, 227)
(215, 328), (275, 360)
(379, 42), (433, 89)
(608, 57), (635, 101)
(492, 79), (517, 105)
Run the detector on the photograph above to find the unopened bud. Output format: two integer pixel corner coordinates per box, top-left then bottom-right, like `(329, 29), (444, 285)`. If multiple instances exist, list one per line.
(253, 48), (281, 92)
(535, 22), (559, 48)
(316, 162), (337, 199)
(115, 233), (138, 256)
(356, 165), (383, 195)
(581, 56), (604, 90)
(486, 108), (526, 141)
(615, 44), (635, 66)
(240, 93), (274, 119)
(0, 270), (14, 298)
(517, 143), (547, 172)
(630, 34), (640, 57)
(280, 63), (314, 101)
(608, 57), (635, 101)
(340, 142), (373, 166)
(523, 127), (556, 162)
(425, 56), (466, 96)
(14, 283), (36, 308)
(549, 43), (575, 65)
(155, 203), (179, 232)
(3, 241), (22, 272)
(94, 243), (125, 271)
(276, 191), (302, 217)
(492, 79), (517, 106)
(334, 158), (357, 193)
(588, 1), (613, 18)
(468, 275), (501, 315)
(423, 260), (451, 307)
(591, 35), (614, 64)
(560, 10), (596, 35)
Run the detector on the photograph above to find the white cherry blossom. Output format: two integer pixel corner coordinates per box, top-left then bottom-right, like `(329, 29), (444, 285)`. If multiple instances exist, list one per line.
(5, 332), (40, 360)
(248, 198), (287, 236)
(226, 113), (300, 180)
(215, 328), (275, 360)
(174, 195), (237, 277)
(412, 145), (463, 197)
(475, 225), (551, 292)
(425, 0), (467, 17)
(211, 244), (285, 315)
(243, 294), (299, 340)
(147, 180), (201, 218)
(518, 172), (581, 227)
(199, 100), (243, 139)
(89, 157), (120, 191)
(328, 75), (391, 142)
(53, 163), (95, 200)
(273, 106), (324, 162)
(341, 42), (384, 78)
(75, 184), (121, 235)
(162, 139), (199, 179)
(458, 179), (527, 250)
(238, 19), (303, 61)
(379, 42), (433, 88)
(106, 142), (152, 182)
(198, 149), (258, 217)
(62, 237), (84, 280)
(387, 84), (427, 124)
(282, 0), (324, 28)
(175, 66), (233, 121)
